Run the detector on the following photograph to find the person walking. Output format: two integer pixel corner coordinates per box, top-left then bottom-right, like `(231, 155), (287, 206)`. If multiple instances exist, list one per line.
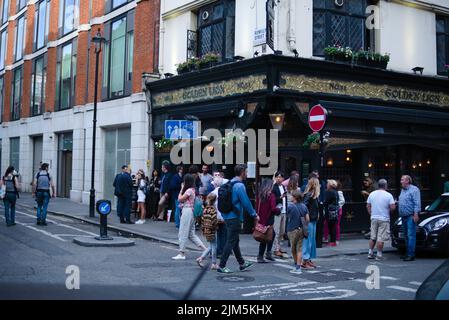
(135, 170), (148, 225)
(211, 171), (228, 257)
(287, 190), (310, 274)
(1, 166), (20, 227)
(113, 165), (134, 224)
(367, 179), (396, 261)
(336, 181), (346, 243)
(217, 164), (258, 274)
(398, 175), (421, 262)
(196, 193), (219, 270)
(323, 180), (339, 247)
(286, 175), (301, 205)
(272, 171), (287, 258)
(302, 177), (321, 269)
(172, 174), (207, 260)
(170, 166), (184, 228)
(32, 163), (55, 226)
(148, 169), (161, 220)
(156, 161), (172, 221)
(199, 165), (213, 200)
(256, 178), (281, 263)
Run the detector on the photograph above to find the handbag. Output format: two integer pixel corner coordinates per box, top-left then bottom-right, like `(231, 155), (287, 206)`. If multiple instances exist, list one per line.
(193, 197), (204, 218)
(252, 198), (274, 243)
(0, 184), (5, 199)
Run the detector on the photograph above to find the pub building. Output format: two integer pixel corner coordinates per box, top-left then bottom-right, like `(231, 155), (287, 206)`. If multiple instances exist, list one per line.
(145, 54), (449, 233)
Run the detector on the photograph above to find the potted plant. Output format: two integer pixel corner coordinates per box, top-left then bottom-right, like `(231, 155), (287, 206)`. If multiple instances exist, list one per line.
(155, 137), (173, 153)
(302, 133), (321, 150)
(176, 61), (190, 75)
(355, 50), (390, 69)
(324, 45), (353, 63)
(197, 52), (220, 70)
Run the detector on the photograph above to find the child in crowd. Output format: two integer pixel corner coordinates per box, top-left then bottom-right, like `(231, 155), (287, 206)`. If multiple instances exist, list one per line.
(196, 193), (219, 270)
(286, 190), (310, 274)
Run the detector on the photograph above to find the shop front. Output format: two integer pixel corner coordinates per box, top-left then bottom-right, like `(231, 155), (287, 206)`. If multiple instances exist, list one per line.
(146, 54), (449, 233)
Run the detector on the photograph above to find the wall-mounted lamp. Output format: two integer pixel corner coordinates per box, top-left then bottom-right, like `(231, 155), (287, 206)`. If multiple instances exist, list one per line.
(327, 158), (334, 167)
(292, 49), (299, 58)
(269, 113), (286, 131)
(368, 162), (373, 168)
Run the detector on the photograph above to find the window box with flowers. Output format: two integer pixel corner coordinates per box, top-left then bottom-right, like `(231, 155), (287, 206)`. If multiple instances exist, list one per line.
(355, 50), (390, 70)
(176, 58), (199, 75)
(324, 45), (353, 63)
(197, 53), (220, 70)
(155, 138), (173, 153)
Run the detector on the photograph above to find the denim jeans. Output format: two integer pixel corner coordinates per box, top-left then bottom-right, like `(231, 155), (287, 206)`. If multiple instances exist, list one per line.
(200, 238), (218, 265)
(175, 199), (181, 228)
(402, 215), (417, 257)
(36, 191), (50, 222)
(3, 193), (17, 225)
(302, 221), (317, 260)
(117, 196), (131, 221)
(219, 218), (245, 269)
(216, 222), (227, 256)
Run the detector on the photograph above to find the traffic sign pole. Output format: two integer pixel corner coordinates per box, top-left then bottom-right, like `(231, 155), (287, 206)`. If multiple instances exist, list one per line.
(95, 200), (113, 241)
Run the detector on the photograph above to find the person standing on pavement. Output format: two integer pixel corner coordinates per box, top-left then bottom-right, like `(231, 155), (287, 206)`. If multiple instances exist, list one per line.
(199, 165), (213, 200)
(1, 166), (20, 227)
(398, 175), (421, 262)
(302, 177), (321, 269)
(367, 179), (396, 261)
(217, 164), (258, 274)
(148, 169), (161, 220)
(196, 193), (219, 270)
(156, 161), (172, 221)
(256, 178), (280, 263)
(32, 163), (55, 226)
(211, 171), (228, 257)
(113, 165), (134, 224)
(172, 174), (207, 260)
(272, 171), (288, 258)
(135, 170), (148, 225)
(170, 166), (184, 228)
(323, 180), (339, 247)
(287, 190), (310, 274)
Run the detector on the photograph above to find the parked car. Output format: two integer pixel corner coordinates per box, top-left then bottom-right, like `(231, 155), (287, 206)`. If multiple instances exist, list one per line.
(416, 258), (449, 300)
(392, 193), (449, 257)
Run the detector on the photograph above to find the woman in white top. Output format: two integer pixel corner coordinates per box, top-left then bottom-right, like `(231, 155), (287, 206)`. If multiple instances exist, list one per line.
(172, 174), (207, 260)
(135, 171), (147, 225)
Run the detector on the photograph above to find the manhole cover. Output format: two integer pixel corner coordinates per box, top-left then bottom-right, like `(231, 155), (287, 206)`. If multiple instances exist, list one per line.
(217, 275), (255, 283)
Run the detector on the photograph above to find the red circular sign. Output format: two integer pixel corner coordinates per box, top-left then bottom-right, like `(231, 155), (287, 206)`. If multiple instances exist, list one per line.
(308, 105), (327, 132)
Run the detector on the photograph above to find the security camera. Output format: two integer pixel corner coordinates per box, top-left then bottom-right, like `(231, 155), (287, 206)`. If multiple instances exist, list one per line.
(324, 131), (331, 138)
(273, 85), (280, 92)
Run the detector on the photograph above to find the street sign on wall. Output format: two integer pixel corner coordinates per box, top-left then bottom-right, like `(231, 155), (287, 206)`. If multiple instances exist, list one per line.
(308, 105), (328, 132)
(165, 120), (199, 141)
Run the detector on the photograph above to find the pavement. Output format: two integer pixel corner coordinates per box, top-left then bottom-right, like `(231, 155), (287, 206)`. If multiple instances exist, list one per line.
(15, 193), (397, 258)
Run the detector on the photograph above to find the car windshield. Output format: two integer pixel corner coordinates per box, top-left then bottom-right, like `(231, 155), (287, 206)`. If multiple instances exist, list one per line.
(427, 196), (449, 212)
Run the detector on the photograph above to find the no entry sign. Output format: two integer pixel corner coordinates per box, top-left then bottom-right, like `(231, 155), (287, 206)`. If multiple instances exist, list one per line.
(308, 105), (328, 132)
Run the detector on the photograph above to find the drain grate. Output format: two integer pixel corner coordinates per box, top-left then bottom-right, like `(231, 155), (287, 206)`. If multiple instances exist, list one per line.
(217, 275), (255, 283)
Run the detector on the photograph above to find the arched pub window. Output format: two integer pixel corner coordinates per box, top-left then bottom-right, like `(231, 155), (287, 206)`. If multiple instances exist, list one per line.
(313, 0), (373, 56)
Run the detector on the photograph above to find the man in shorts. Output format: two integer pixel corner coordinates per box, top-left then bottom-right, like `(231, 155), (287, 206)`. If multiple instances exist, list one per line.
(367, 179), (396, 261)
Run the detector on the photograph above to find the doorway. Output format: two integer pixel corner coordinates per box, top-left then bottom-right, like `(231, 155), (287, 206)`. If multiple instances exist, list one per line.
(32, 136), (43, 179)
(57, 132), (73, 198)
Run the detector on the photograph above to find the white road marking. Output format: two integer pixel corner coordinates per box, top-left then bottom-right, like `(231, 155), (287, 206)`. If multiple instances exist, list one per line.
(381, 276), (398, 281)
(240, 282), (319, 297)
(352, 279), (368, 284)
(274, 263), (295, 270)
(387, 286), (417, 293)
(230, 282), (315, 291)
(307, 289), (358, 300)
(409, 281), (422, 286)
(160, 245), (181, 252)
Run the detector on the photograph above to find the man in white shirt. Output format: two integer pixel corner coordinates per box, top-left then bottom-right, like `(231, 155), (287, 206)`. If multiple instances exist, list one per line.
(367, 179), (396, 260)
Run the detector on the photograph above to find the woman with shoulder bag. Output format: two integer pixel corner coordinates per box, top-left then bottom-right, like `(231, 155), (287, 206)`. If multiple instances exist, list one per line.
(1, 166), (20, 227)
(255, 178), (281, 263)
(324, 180), (339, 247)
(302, 177), (321, 269)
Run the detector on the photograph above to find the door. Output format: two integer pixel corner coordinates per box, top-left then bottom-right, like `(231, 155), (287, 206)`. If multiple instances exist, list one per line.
(57, 132), (73, 198)
(32, 136), (43, 179)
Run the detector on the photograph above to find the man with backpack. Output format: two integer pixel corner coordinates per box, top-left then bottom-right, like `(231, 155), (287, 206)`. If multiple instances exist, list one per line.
(217, 164), (259, 274)
(1, 166), (21, 227)
(32, 163), (56, 226)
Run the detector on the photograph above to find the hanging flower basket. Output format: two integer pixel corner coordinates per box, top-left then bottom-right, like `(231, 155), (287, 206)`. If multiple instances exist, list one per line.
(303, 133), (321, 150)
(155, 138), (173, 153)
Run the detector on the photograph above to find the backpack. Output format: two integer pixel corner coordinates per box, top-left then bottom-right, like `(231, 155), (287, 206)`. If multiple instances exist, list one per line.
(36, 172), (50, 190)
(217, 181), (242, 214)
(193, 198), (204, 218)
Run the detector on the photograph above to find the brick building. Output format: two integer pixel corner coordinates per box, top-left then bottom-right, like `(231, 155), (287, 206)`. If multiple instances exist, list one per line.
(0, 0), (160, 205)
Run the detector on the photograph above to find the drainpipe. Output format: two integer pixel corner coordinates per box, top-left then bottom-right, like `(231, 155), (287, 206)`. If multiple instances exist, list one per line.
(287, 0), (297, 54)
(159, 1), (166, 75)
(142, 73), (159, 175)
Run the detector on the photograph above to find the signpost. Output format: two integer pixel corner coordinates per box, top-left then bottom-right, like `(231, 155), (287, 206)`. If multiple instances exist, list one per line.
(165, 120), (199, 141)
(308, 104), (328, 169)
(95, 200), (113, 241)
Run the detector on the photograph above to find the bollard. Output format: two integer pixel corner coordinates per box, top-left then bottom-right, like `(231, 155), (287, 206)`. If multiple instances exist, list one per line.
(95, 200), (113, 241)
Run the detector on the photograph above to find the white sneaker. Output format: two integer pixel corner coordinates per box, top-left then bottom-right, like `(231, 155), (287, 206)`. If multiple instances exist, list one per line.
(135, 220), (145, 225)
(172, 254), (186, 260)
(290, 268), (303, 275)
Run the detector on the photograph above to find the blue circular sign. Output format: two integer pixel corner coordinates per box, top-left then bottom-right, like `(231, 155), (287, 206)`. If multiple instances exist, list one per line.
(96, 200), (112, 216)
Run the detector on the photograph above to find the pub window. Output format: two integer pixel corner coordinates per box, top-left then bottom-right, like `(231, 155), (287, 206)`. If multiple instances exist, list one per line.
(58, 0), (79, 37)
(0, 29), (6, 70)
(11, 67), (22, 121)
(31, 54), (47, 116)
(313, 0), (370, 56)
(34, 0), (50, 51)
(55, 40), (77, 110)
(14, 14), (25, 61)
(189, 0), (235, 62)
(16, 0), (25, 13)
(436, 16), (449, 76)
(1, 0), (9, 25)
(102, 10), (134, 100)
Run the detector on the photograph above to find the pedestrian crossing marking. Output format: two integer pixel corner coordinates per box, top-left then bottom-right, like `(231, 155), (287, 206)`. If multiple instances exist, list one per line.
(409, 281), (422, 286)
(387, 285), (417, 293)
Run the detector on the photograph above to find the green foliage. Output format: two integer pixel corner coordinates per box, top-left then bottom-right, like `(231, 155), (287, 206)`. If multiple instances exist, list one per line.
(155, 137), (173, 151)
(302, 133), (321, 149)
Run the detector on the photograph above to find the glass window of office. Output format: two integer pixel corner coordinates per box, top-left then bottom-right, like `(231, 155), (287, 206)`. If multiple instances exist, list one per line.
(59, 0), (79, 36)
(313, 0), (368, 56)
(31, 55), (46, 116)
(0, 30), (6, 70)
(10, 137), (20, 172)
(105, 0), (129, 14)
(436, 16), (449, 76)
(16, 0), (25, 12)
(1, 0), (9, 25)
(55, 41), (76, 110)
(102, 11), (134, 100)
(11, 67), (22, 120)
(14, 15), (25, 61)
(34, 0), (50, 51)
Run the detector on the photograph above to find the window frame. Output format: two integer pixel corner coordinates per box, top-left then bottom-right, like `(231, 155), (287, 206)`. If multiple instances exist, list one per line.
(10, 66), (22, 121)
(101, 10), (134, 101)
(105, 0), (131, 15)
(58, 0), (80, 38)
(55, 40), (77, 111)
(0, 76), (4, 123)
(0, 29), (7, 70)
(30, 54), (47, 116)
(14, 14), (25, 62)
(9, 137), (20, 172)
(16, 0), (25, 13)
(1, 0), (9, 25)
(436, 15), (449, 76)
(33, 0), (50, 51)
